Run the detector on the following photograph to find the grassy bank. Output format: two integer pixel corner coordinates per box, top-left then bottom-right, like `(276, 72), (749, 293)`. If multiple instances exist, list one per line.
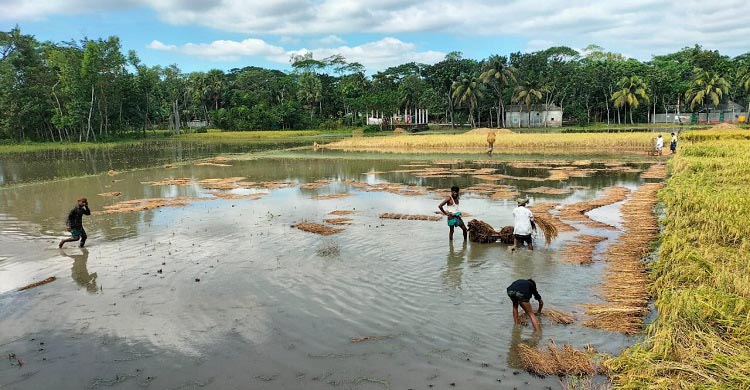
(609, 130), (750, 388)
(0, 129), (343, 154)
(324, 132), (657, 154)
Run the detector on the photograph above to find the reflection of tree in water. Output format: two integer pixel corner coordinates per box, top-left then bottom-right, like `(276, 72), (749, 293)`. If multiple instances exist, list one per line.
(441, 240), (467, 290)
(507, 325), (542, 369)
(62, 248), (98, 293)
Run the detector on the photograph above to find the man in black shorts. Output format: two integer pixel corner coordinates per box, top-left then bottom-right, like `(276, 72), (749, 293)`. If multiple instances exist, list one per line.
(512, 198), (535, 251)
(507, 279), (544, 331)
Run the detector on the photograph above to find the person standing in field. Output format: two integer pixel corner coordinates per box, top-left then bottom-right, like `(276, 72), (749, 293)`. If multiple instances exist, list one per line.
(512, 198), (535, 251)
(655, 134), (664, 156)
(59, 198), (91, 248)
(438, 186), (468, 241)
(507, 278), (544, 332)
(670, 132), (677, 154)
(487, 130), (496, 156)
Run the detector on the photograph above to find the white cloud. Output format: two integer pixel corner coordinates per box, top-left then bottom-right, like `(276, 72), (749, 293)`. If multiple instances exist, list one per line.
(4, 0), (750, 60)
(148, 38), (286, 62)
(317, 35), (345, 46)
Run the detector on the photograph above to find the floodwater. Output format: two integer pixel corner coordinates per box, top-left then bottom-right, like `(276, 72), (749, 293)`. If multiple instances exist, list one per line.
(0, 145), (654, 389)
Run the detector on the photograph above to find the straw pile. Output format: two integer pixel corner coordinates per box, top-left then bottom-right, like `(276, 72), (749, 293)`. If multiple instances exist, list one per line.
(107, 170), (119, 176)
(517, 339), (604, 376)
(324, 218), (353, 226)
(561, 235), (608, 264)
(584, 182), (664, 334)
(640, 164), (667, 179)
(18, 277), (56, 291)
(393, 127), (407, 134)
(195, 162), (232, 167)
(379, 213), (442, 221)
(98, 192), (122, 197)
(95, 197), (202, 214)
(198, 177), (245, 190)
(301, 180), (332, 189)
(467, 219), (501, 243)
(292, 222), (343, 235)
(489, 188), (521, 200)
(519, 308), (576, 325)
(313, 193), (355, 200)
(558, 186), (630, 229)
(142, 178), (193, 186)
(260, 181), (298, 189)
(525, 186), (572, 195)
(711, 122), (740, 130)
(329, 210), (356, 216)
(209, 192), (266, 200)
(528, 202), (576, 233)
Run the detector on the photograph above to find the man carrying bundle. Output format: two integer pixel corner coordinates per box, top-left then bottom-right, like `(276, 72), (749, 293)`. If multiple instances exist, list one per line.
(512, 198), (535, 251)
(487, 130), (496, 156)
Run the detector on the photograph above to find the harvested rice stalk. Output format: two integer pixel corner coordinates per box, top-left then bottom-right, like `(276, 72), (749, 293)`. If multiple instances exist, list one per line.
(534, 215), (558, 245)
(640, 163), (668, 179)
(558, 186), (630, 228)
(142, 178), (194, 186)
(313, 193), (355, 200)
(324, 217), (353, 226)
(98, 192), (122, 197)
(301, 180), (332, 189)
(519, 308), (576, 325)
(292, 222), (343, 235)
(18, 277), (56, 291)
(528, 202), (577, 233)
(329, 210), (356, 216)
(467, 219), (500, 243)
(260, 181), (297, 189)
(379, 213), (442, 221)
(94, 197), (204, 215)
(525, 186), (572, 195)
(194, 162), (232, 167)
(584, 183), (664, 334)
(209, 192), (266, 200)
(516, 339), (600, 377)
(561, 235), (607, 264)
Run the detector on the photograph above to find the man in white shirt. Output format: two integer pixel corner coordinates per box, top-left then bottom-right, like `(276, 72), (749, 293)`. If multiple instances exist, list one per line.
(655, 134), (664, 156)
(512, 198), (535, 251)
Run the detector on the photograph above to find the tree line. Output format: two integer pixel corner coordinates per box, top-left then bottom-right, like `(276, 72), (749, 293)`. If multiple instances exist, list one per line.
(2, 27), (749, 142)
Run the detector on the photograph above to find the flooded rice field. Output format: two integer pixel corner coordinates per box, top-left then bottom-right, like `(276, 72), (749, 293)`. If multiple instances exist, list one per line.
(0, 147), (663, 389)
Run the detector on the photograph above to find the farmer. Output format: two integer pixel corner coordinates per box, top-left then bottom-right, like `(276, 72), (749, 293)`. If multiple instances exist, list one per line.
(670, 132), (677, 154)
(438, 185), (468, 241)
(507, 278), (544, 332)
(655, 134), (664, 156)
(59, 198), (91, 248)
(487, 130), (496, 156)
(512, 198), (535, 251)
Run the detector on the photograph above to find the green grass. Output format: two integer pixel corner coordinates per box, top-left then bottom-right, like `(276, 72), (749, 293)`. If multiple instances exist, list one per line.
(608, 130), (750, 388)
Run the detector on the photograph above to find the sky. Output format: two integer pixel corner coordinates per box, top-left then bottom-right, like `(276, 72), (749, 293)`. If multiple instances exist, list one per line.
(2, 0), (749, 74)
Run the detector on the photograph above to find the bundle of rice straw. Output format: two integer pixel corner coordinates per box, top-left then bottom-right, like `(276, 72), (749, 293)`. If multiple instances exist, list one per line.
(517, 339), (601, 377)
(467, 219), (499, 243)
(534, 214), (558, 245)
(519, 308), (576, 325)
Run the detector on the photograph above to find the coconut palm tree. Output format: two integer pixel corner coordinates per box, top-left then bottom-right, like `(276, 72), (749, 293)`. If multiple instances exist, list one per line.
(297, 72), (322, 120)
(513, 80), (547, 127)
(451, 74), (484, 128)
(479, 55), (516, 127)
(684, 69), (730, 116)
(611, 75), (650, 125)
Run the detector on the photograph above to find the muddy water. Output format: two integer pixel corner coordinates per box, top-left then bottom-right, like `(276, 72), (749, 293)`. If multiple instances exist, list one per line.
(0, 152), (650, 389)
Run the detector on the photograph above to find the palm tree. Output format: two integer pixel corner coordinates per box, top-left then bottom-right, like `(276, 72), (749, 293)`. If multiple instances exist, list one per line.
(739, 67), (750, 123)
(513, 80), (547, 127)
(611, 75), (650, 125)
(452, 74), (484, 128)
(684, 69), (730, 117)
(479, 55), (516, 127)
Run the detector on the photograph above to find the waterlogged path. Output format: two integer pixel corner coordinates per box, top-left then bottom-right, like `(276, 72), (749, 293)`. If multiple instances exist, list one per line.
(0, 149), (658, 389)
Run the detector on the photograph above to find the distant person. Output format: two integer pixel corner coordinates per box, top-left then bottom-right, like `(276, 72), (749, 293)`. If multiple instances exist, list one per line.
(507, 278), (544, 332)
(59, 198), (90, 248)
(670, 132), (677, 154)
(512, 198), (535, 251)
(487, 130), (496, 156)
(438, 186), (468, 241)
(655, 134), (664, 156)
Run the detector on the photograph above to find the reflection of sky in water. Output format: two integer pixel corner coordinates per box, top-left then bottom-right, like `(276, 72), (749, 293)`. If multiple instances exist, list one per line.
(0, 156), (649, 388)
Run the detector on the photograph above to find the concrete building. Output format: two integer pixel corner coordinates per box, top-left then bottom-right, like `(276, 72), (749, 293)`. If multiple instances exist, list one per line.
(505, 104), (563, 128)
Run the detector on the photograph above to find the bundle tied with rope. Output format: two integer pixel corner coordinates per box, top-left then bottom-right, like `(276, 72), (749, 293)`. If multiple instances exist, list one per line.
(468, 215), (558, 245)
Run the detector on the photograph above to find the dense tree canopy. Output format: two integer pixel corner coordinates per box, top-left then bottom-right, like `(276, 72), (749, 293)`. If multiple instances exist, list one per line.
(1, 27), (749, 141)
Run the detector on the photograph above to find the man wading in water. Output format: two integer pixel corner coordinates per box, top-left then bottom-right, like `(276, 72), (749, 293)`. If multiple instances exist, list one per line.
(507, 278), (544, 332)
(59, 198), (91, 248)
(438, 186), (468, 241)
(512, 198), (535, 251)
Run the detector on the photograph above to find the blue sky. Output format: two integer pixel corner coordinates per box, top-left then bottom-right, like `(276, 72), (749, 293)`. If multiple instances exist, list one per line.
(2, 0), (748, 74)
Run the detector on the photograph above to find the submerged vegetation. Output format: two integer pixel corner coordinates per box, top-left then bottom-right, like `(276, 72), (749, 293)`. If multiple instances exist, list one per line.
(609, 130), (750, 388)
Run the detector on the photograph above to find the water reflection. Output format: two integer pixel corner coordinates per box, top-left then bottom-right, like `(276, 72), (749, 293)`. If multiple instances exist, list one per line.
(62, 248), (98, 293)
(442, 240), (467, 290)
(507, 325), (543, 369)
